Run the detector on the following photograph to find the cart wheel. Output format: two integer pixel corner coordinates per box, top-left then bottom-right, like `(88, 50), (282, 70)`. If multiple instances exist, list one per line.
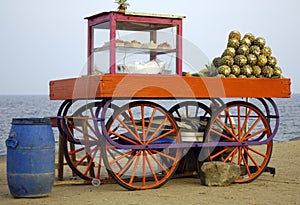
(204, 101), (272, 183)
(168, 101), (211, 173)
(169, 101), (211, 138)
(102, 101), (181, 190)
(59, 101), (117, 181)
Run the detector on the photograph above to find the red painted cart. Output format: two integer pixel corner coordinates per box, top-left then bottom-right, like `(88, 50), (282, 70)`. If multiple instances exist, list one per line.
(49, 11), (291, 190)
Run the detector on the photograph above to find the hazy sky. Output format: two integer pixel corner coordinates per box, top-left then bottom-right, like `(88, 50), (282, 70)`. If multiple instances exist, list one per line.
(1, 0), (299, 94)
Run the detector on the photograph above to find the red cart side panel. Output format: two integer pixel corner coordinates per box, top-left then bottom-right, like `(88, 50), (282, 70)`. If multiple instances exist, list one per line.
(49, 75), (291, 100)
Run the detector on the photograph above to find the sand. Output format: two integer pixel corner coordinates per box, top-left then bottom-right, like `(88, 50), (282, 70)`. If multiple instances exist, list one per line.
(0, 140), (299, 205)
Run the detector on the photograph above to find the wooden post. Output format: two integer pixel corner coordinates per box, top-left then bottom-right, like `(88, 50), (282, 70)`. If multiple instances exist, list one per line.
(50, 117), (64, 181)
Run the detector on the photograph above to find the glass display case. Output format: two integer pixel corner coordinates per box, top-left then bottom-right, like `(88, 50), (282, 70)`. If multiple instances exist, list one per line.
(85, 11), (185, 75)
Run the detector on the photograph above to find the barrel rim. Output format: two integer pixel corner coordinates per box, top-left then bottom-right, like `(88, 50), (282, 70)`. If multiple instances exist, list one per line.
(11, 118), (51, 125)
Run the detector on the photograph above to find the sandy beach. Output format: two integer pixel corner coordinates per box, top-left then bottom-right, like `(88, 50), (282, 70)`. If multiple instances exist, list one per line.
(0, 140), (299, 205)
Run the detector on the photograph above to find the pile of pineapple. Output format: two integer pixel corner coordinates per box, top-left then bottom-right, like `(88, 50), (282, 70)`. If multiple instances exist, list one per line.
(201, 30), (283, 78)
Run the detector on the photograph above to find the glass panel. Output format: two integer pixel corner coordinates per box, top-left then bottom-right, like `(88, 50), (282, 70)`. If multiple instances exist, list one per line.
(91, 22), (110, 74)
(114, 23), (177, 74)
(90, 20), (178, 74)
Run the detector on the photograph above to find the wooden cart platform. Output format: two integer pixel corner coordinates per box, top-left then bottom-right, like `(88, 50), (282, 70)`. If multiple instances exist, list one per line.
(49, 75), (291, 100)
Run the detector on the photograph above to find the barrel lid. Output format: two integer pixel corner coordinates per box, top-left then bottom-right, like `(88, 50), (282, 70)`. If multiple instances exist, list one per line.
(11, 118), (51, 125)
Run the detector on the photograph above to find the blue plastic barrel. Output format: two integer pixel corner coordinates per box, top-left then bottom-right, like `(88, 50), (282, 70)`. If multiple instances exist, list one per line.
(6, 118), (55, 198)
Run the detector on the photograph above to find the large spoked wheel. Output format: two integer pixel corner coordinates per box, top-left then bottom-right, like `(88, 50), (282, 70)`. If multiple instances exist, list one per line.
(204, 101), (273, 183)
(58, 100), (117, 181)
(101, 101), (181, 190)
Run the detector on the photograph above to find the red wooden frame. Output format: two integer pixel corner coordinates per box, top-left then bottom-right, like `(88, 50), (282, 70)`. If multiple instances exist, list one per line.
(85, 11), (184, 75)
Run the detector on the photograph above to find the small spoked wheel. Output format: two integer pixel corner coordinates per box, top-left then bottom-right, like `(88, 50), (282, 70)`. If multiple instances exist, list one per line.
(101, 101), (181, 190)
(204, 101), (273, 183)
(168, 101), (211, 174)
(58, 100), (117, 181)
(168, 101), (211, 142)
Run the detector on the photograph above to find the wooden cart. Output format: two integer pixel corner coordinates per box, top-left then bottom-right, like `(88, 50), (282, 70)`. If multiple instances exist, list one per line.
(49, 11), (291, 190)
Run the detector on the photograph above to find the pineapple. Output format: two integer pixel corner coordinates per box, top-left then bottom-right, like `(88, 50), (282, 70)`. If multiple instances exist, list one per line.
(231, 65), (241, 76)
(240, 65), (253, 77)
(273, 66), (282, 77)
(252, 65), (261, 77)
(229, 30), (241, 41)
(241, 37), (252, 47)
(261, 66), (274, 78)
(238, 75), (247, 78)
(237, 44), (250, 56)
(217, 74), (226, 78)
(227, 38), (240, 49)
(221, 55), (234, 66)
(268, 56), (277, 67)
(234, 55), (248, 67)
(257, 55), (268, 67)
(247, 54), (258, 66)
(244, 33), (255, 43)
(261, 46), (272, 57)
(222, 47), (236, 58)
(254, 37), (266, 48)
(249, 45), (261, 56)
(228, 74), (237, 78)
(218, 65), (231, 76)
(212, 57), (223, 68)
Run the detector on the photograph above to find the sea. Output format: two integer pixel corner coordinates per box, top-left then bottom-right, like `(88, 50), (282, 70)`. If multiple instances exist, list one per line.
(0, 94), (300, 156)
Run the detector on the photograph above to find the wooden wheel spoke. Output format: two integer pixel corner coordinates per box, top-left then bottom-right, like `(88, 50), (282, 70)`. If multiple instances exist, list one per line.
(224, 108), (236, 136)
(238, 147), (242, 165)
(184, 105), (189, 117)
(129, 151), (142, 185)
(240, 109), (252, 136)
(72, 126), (98, 141)
(151, 149), (176, 162)
(210, 129), (235, 142)
(106, 148), (128, 170)
(148, 150), (170, 175)
(68, 146), (85, 156)
(247, 146), (267, 158)
(109, 130), (139, 145)
(142, 151), (147, 186)
(146, 116), (168, 144)
(175, 109), (181, 118)
(74, 150), (91, 167)
(215, 117), (239, 142)
(127, 108), (140, 138)
(242, 116), (262, 141)
(240, 149), (252, 177)
(145, 150), (159, 183)
(144, 108), (157, 140)
(226, 147), (238, 163)
(242, 147), (261, 171)
(148, 128), (176, 144)
(141, 105), (146, 141)
(209, 146), (232, 161)
(244, 128), (268, 140)
(83, 147), (98, 175)
(108, 149), (135, 166)
(238, 105), (242, 138)
(115, 151), (139, 178)
(116, 116), (142, 144)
